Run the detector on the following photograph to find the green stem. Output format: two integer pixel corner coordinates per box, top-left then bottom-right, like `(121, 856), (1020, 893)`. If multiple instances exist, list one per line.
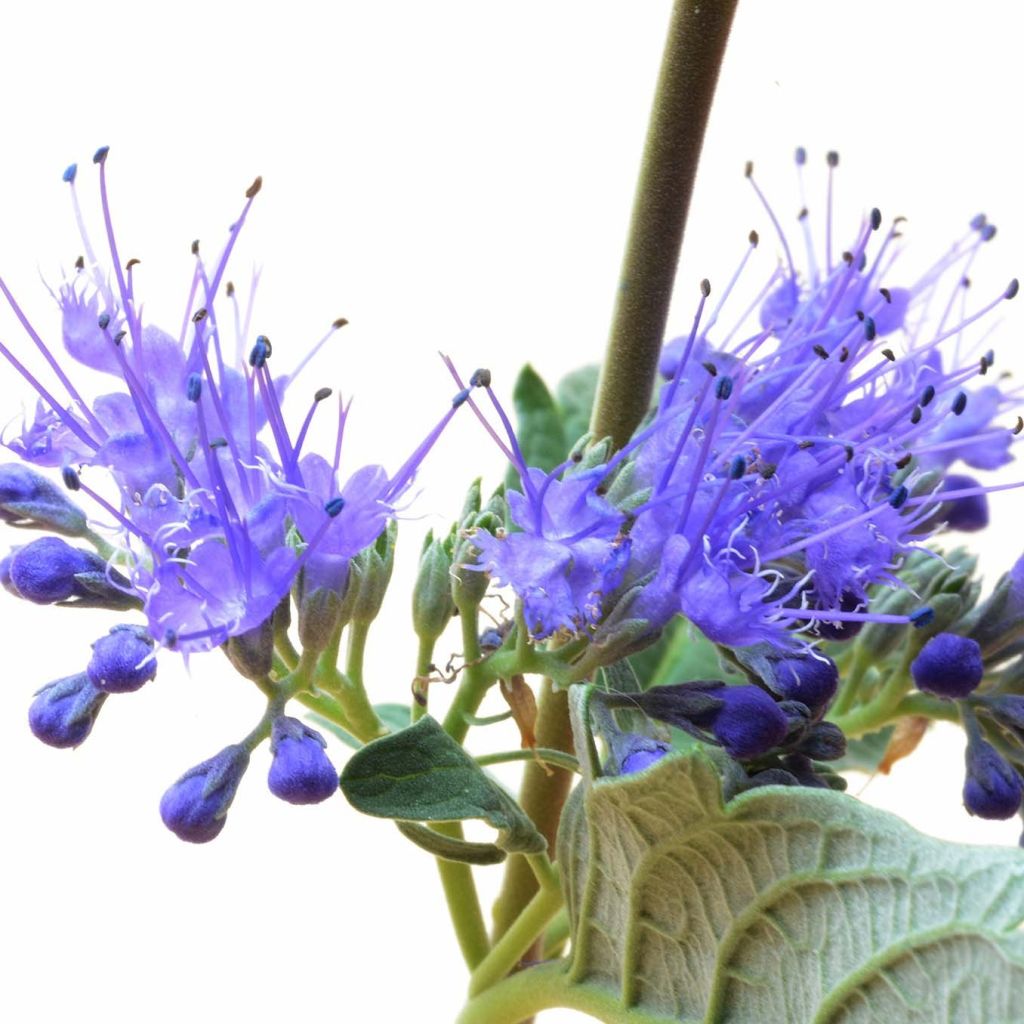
(315, 619), (383, 742)
(589, 0), (740, 449)
(468, 858), (563, 997)
(475, 748), (580, 775)
(433, 821), (491, 970)
(411, 633), (435, 723)
(456, 961), (673, 1024)
(490, 680), (575, 942)
(442, 602), (493, 743)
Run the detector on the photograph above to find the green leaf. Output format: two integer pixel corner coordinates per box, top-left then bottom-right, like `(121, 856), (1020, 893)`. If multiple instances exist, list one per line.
(395, 821), (506, 865)
(557, 749), (1024, 1023)
(309, 702), (411, 749)
(556, 363), (599, 446)
(339, 716), (546, 854)
(505, 364), (566, 490)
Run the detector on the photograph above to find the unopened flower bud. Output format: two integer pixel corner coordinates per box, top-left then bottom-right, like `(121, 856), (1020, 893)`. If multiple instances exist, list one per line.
(939, 473), (989, 532)
(412, 532), (455, 645)
(966, 555), (1024, 658)
(797, 721), (847, 761)
(29, 673), (107, 748)
(607, 732), (671, 775)
(349, 520), (396, 625)
(8, 536), (107, 604)
(159, 744), (250, 843)
(703, 686), (789, 760)
(963, 737), (1023, 820)
(739, 646), (839, 717)
(911, 632), (984, 699)
(87, 624), (156, 693)
(268, 717), (338, 805)
(223, 617), (275, 679)
(0, 463), (88, 537)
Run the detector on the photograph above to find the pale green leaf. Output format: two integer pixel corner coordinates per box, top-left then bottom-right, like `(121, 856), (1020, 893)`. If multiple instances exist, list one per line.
(557, 750), (1024, 1023)
(339, 716), (546, 854)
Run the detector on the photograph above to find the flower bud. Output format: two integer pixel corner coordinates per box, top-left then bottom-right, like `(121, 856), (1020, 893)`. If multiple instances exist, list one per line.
(740, 647), (839, 717)
(349, 519), (396, 625)
(910, 632), (984, 699)
(797, 721), (847, 761)
(966, 555), (1024, 659)
(223, 617), (275, 679)
(29, 672), (107, 748)
(963, 738), (1023, 820)
(606, 732), (671, 775)
(0, 463), (88, 537)
(412, 531), (456, 645)
(939, 473), (989, 532)
(705, 686), (789, 760)
(267, 717), (338, 804)
(87, 624), (156, 693)
(159, 744), (251, 843)
(8, 536), (107, 603)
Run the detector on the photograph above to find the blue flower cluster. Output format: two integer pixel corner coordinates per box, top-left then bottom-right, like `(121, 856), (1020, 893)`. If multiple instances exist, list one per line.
(467, 152), (1024, 795)
(0, 150), (476, 840)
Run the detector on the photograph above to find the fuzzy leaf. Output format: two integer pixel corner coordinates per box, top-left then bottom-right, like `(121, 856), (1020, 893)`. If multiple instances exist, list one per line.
(557, 749), (1024, 1022)
(339, 716), (546, 854)
(505, 364), (566, 490)
(556, 363), (599, 446)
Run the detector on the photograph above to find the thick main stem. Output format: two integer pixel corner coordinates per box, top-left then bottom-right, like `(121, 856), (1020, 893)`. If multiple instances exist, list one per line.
(589, 0), (739, 450)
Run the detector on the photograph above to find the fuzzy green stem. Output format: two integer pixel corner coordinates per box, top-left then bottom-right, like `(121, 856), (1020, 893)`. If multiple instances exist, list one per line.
(456, 961), (672, 1024)
(475, 748), (581, 774)
(314, 620), (384, 742)
(468, 858), (563, 997)
(412, 633), (435, 723)
(490, 680), (575, 943)
(589, 0), (739, 449)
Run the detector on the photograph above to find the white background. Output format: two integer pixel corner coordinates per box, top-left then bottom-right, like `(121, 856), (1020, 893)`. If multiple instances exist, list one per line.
(2, 2), (1024, 1022)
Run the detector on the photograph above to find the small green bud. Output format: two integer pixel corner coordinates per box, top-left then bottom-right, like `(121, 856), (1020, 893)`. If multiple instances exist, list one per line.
(350, 520), (397, 625)
(459, 478), (482, 527)
(297, 586), (343, 652)
(413, 535), (456, 644)
(224, 617), (275, 680)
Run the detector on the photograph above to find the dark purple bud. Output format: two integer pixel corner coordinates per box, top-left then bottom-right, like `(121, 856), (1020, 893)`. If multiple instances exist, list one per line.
(28, 673), (107, 748)
(159, 744), (250, 843)
(798, 721), (847, 761)
(8, 536), (107, 604)
(0, 463), (87, 536)
(706, 686), (788, 760)
(268, 717), (338, 805)
(911, 632), (984, 699)
(766, 654), (839, 714)
(87, 625), (157, 694)
(939, 473), (989, 532)
(964, 738), (1023, 820)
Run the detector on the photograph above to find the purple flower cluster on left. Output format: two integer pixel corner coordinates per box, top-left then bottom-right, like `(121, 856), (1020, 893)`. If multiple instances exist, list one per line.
(0, 149), (472, 840)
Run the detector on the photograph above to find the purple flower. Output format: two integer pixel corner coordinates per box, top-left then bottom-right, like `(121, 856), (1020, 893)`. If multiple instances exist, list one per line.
(0, 152), (474, 654)
(267, 717), (338, 805)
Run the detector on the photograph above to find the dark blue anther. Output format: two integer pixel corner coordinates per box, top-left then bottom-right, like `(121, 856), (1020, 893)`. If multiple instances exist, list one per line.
(324, 496), (346, 518)
(1006, 278), (1019, 300)
(729, 455), (746, 480)
(61, 466), (80, 491)
(97, 312), (110, 330)
(164, 629), (178, 650)
(970, 213), (987, 231)
(248, 335), (271, 368)
(469, 368), (491, 388)
(92, 146), (109, 165)
(952, 392), (968, 416)
(888, 485), (909, 509)
(826, 150), (839, 168)
(981, 224), (997, 242)
(451, 387), (472, 409)
(715, 375), (734, 401)
(920, 384), (936, 407)
(62, 163), (78, 184)
(186, 373), (203, 403)
(870, 208), (882, 231)
(794, 146), (807, 166)
(863, 317), (876, 341)
(910, 607), (935, 629)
